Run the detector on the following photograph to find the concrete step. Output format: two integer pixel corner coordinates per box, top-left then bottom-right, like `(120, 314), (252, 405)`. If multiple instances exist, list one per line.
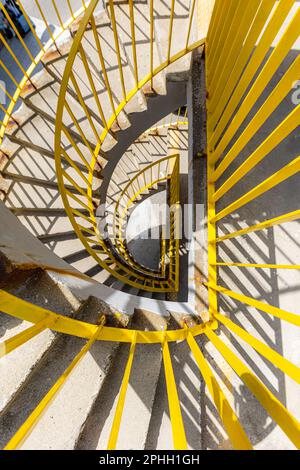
(0, 295), (127, 450)
(167, 125), (188, 160)
(131, 138), (152, 168)
(77, 309), (169, 450)
(107, 0), (166, 96)
(0, 269), (83, 418)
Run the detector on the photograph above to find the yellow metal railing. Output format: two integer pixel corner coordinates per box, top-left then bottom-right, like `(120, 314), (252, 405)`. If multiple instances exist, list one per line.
(112, 155), (180, 289)
(54, 0), (204, 292)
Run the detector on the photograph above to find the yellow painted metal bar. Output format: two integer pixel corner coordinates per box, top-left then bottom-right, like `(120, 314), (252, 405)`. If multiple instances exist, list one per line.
(4, 317), (106, 450)
(0, 80), (15, 103)
(209, 0), (295, 148)
(209, 0), (261, 97)
(107, 332), (137, 450)
(114, 155), (179, 282)
(215, 312), (300, 385)
(54, 2), (205, 292)
(206, 0), (223, 49)
(206, 0), (222, 47)
(212, 54), (300, 178)
(207, 14), (217, 326)
(67, 0), (75, 19)
(89, 39), (206, 160)
(167, 0), (175, 64)
(71, 208), (95, 226)
(186, 329), (252, 450)
(129, 0), (138, 87)
(162, 333), (188, 450)
(62, 127), (93, 171)
(207, 171), (217, 317)
(0, 317), (52, 359)
(115, 155), (176, 225)
(0, 59), (19, 88)
(0, 3), (86, 146)
(108, 0), (126, 101)
(212, 155), (300, 222)
(215, 262), (300, 270)
(0, 101), (11, 116)
(62, 170), (91, 200)
(216, 210), (300, 243)
(210, 7), (300, 165)
(65, 190), (90, 212)
(209, 0), (276, 116)
(213, 103), (300, 201)
(208, 283), (300, 328)
(205, 328), (300, 449)
(77, 224), (98, 237)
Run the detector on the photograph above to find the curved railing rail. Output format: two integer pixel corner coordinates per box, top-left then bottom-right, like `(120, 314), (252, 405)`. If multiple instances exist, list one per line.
(54, 0), (203, 291)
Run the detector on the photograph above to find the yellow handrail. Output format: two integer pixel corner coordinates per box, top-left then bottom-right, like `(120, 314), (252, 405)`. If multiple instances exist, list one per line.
(0, 1), (88, 143)
(2, 287), (300, 450)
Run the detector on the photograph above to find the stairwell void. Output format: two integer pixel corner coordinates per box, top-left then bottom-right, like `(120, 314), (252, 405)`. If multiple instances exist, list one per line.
(0, 0), (300, 451)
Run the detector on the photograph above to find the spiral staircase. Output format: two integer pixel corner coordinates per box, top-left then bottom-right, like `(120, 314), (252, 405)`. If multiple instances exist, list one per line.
(1, 0), (300, 451)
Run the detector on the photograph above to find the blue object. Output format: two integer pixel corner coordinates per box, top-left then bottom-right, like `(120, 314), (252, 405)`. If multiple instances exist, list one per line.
(15, 14), (30, 36)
